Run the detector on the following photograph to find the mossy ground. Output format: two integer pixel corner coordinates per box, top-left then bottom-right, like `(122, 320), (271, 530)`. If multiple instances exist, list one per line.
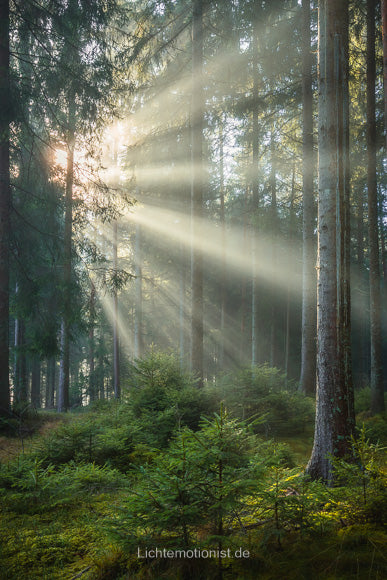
(0, 405), (385, 580)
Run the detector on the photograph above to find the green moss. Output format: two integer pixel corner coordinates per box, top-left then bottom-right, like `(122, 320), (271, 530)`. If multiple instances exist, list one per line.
(0, 402), (386, 580)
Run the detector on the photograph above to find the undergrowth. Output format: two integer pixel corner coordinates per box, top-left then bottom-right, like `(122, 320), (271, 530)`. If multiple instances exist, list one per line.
(0, 356), (385, 580)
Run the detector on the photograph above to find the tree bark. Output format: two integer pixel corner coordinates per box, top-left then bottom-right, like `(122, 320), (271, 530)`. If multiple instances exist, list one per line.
(31, 357), (41, 408)
(306, 0), (355, 483)
(113, 218), (120, 398)
(191, 0), (204, 386)
(299, 0), (317, 396)
(269, 134), (277, 368)
(134, 222), (143, 360)
(382, 0), (387, 151)
(367, 0), (385, 414)
(0, 0), (10, 416)
(14, 316), (28, 404)
(88, 280), (96, 403)
(45, 357), (56, 409)
(58, 98), (75, 413)
(251, 16), (260, 368)
(219, 116), (226, 370)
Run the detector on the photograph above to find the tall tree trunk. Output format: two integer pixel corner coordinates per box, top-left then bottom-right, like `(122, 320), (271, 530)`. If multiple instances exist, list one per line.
(88, 280), (96, 403)
(112, 218), (120, 398)
(219, 117), (226, 370)
(306, 0), (354, 483)
(299, 0), (317, 396)
(251, 16), (260, 368)
(0, 0), (10, 416)
(31, 357), (41, 408)
(14, 316), (28, 404)
(251, 233), (258, 368)
(45, 357), (56, 409)
(269, 134), (277, 368)
(58, 97), (75, 413)
(354, 185), (369, 386)
(13, 24), (31, 409)
(340, 0), (354, 430)
(367, 0), (385, 414)
(191, 0), (204, 385)
(240, 190), (248, 362)
(382, 0), (387, 151)
(179, 240), (186, 369)
(285, 164), (296, 388)
(134, 222), (143, 359)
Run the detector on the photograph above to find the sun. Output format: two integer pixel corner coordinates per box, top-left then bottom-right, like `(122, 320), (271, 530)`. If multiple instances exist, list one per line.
(55, 148), (68, 169)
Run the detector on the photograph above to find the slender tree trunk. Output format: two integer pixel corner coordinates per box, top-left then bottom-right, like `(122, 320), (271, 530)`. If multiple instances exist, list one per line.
(354, 185), (369, 386)
(14, 310), (28, 405)
(45, 357), (55, 409)
(299, 0), (317, 396)
(0, 0), (10, 416)
(306, 0), (354, 483)
(134, 222), (143, 360)
(13, 24), (31, 409)
(58, 98), (75, 413)
(219, 117), (226, 370)
(31, 357), (41, 408)
(191, 0), (204, 385)
(179, 240), (186, 369)
(382, 0), (387, 151)
(113, 219), (120, 398)
(367, 0), (385, 414)
(269, 135), (277, 368)
(251, 18), (260, 368)
(88, 280), (96, 403)
(285, 165), (296, 388)
(341, 6), (354, 426)
(240, 191), (248, 361)
(251, 232), (258, 367)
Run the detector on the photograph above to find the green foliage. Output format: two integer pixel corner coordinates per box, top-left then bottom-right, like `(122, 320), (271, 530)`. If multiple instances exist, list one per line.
(125, 350), (215, 446)
(254, 439), (296, 468)
(356, 412), (387, 444)
(33, 418), (100, 466)
(330, 426), (387, 525)
(0, 403), (386, 580)
(217, 365), (315, 435)
(354, 386), (372, 414)
(108, 408), (260, 552)
(32, 409), (139, 471)
(0, 455), (127, 515)
(127, 350), (194, 393)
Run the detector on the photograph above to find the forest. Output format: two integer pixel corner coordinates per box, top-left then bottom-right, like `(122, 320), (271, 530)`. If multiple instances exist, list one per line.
(0, 0), (386, 578)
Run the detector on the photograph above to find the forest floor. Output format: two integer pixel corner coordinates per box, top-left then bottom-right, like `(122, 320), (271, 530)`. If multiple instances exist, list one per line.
(0, 398), (385, 580)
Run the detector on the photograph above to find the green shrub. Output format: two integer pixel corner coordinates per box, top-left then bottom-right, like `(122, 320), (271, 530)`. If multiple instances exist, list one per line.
(356, 413), (387, 444)
(330, 426), (387, 525)
(32, 418), (98, 466)
(354, 387), (372, 414)
(254, 439), (296, 468)
(32, 410), (140, 471)
(50, 462), (128, 495)
(218, 365), (315, 435)
(108, 407), (261, 552)
(0, 455), (128, 514)
(125, 350), (214, 446)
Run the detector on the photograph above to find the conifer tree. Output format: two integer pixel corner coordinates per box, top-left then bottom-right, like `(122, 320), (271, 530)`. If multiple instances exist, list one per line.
(0, 0), (11, 417)
(306, 0), (355, 483)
